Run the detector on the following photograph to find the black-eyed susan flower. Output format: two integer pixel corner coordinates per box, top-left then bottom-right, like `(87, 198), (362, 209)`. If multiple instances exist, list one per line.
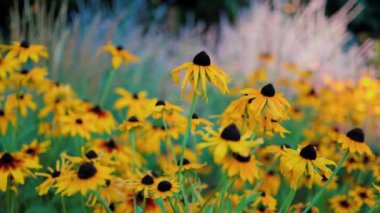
(100, 43), (140, 69)
(258, 170), (280, 195)
(114, 89), (152, 120)
(118, 192), (161, 213)
(221, 152), (260, 184)
(252, 191), (277, 212)
(329, 195), (359, 213)
(0, 108), (16, 135)
(349, 186), (376, 208)
(88, 105), (116, 134)
(150, 99), (183, 120)
(338, 128), (373, 156)
(5, 93), (37, 117)
(0, 152), (41, 191)
(171, 51), (230, 99)
(246, 84), (291, 121)
(197, 124), (261, 164)
(9, 67), (48, 90)
(21, 139), (50, 162)
(128, 171), (157, 198)
(0, 41), (49, 62)
(35, 158), (70, 195)
(119, 116), (144, 132)
(191, 113), (213, 132)
(89, 177), (127, 205)
(280, 144), (335, 189)
(152, 177), (180, 199)
(0, 53), (21, 78)
(56, 161), (114, 196)
(59, 112), (96, 140)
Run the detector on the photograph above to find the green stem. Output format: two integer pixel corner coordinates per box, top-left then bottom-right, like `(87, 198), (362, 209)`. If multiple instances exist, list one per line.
(94, 191), (111, 213)
(168, 198), (179, 213)
(133, 194), (137, 213)
(302, 151), (350, 213)
(199, 177), (229, 213)
(278, 187), (297, 213)
(142, 196), (147, 212)
(162, 116), (177, 164)
(6, 177), (11, 213)
(80, 195), (87, 213)
(218, 177), (236, 213)
(99, 68), (116, 106)
(252, 161), (276, 192)
(178, 92), (198, 180)
(130, 130), (136, 173)
(61, 196), (67, 213)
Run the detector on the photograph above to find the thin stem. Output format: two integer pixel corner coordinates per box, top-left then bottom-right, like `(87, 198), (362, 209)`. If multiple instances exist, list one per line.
(130, 130), (136, 173)
(61, 196), (67, 213)
(278, 187), (297, 213)
(302, 151), (350, 213)
(218, 177), (235, 213)
(94, 191), (112, 213)
(99, 68), (116, 106)
(80, 195), (87, 213)
(142, 196), (147, 212)
(178, 92), (198, 180)
(162, 116), (177, 164)
(133, 194), (137, 213)
(6, 177), (11, 213)
(168, 198), (179, 213)
(199, 177), (229, 213)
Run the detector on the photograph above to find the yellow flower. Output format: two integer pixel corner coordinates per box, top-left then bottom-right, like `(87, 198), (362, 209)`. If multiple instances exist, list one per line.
(0, 152), (41, 191)
(191, 113), (213, 132)
(258, 170), (280, 195)
(35, 158), (70, 195)
(0, 53), (22, 78)
(222, 152), (261, 184)
(5, 93), (37, 117)
(280, 144), (336, 189)
(171, 51), (230, 99)
(119, 116), (145, 132)
(149, 99), (183, 120)
(291, 202), (319, 213)
(59, 112), (96, 139)
(245, 84), (291, 121)
(88, 105), (116, 134)
(9, 67), (48, 91)
(56, 162), (114, 196)
(152, 177), (180, 199)
(337, 128), (372, 156)
(257, 52), (275, 64)
(100, 43), (140, 69)
(128, 171), (158, 198)
(348, 186), (376, 208)
(252, 191), (277, 212)
(0, 41), (49, 62)
(197, 124), (261, 164)
(21, 139), (51, 162)
(329, 195), (359, 213)
(0, 108), (16, 135)
(114, 89), (152, 120)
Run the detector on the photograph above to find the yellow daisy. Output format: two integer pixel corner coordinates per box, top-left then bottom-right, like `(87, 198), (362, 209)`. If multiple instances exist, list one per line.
(0, 41), (49, 62)
(100, 43), (140, 69)
(337, 128), (373, 155)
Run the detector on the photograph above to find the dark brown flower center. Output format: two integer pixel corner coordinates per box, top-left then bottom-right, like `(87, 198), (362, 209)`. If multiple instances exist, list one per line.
(141, 175), (154, 185)
(300, 145), (317, 160)
(109, 203), (115, 211)
(359, 192), (367, 199)
(155, 100), (166, 106)
(0, 110), (4, 116)
(193, 51), (211, 66)
(177, 158), (190, 166)
(308, 88), (317, 97)
(192, 113), (199, 119)
(261, 84), (275, 97)
(346, 128), (364, 143)
(20, 41), (30, 48)
(128, 116), (139, 122)
(106, 179), (111, 186)
(77, 162), (97, 179)
(232, 153), (251, 162)
(85, 150), (98, 159)
(133, 93), (138, 99)
(220, 124), (241, 141)
(26, 148), (35, 155)
(106, 139), (117, 150)
(75, 119), (83, 124)
(0, 153), (13, 165)
(51, 170), (61, 178)
(157, 180), (172, 192)
(339, 201), (350, 208)
(116, 45), (123, 51)
(18, 94), (24, 99)
(21, 69), (29, 75)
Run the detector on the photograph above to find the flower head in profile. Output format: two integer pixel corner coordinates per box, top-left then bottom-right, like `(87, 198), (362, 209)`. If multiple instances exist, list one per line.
(100, 43), (140, 69)
(171, 51), (230, 99)
(280, 144), (336, 189)
(0, 53), (22, 78)
(0, 41), (49, 62)
(337, 128), (372, 156)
